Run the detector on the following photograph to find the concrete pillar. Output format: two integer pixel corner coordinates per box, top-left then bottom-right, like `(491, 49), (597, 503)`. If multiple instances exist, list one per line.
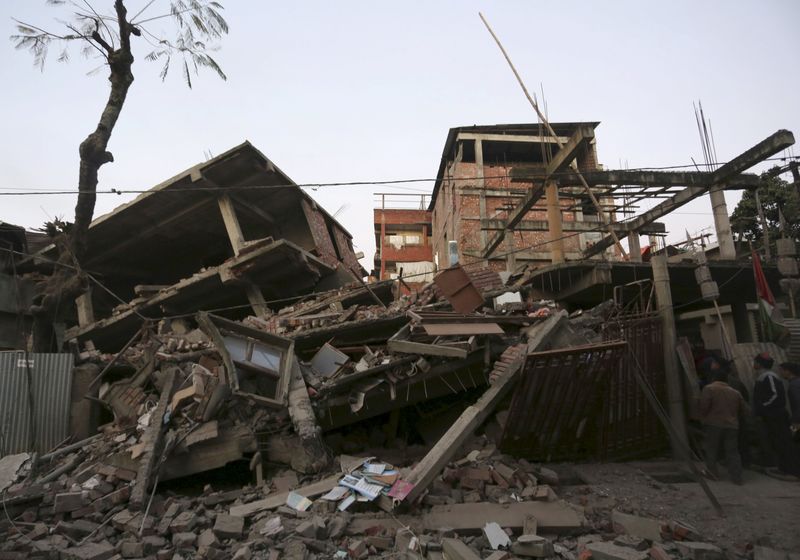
(709, 186), (736, 260)
(651, 254), (688, 458)
(628, 233), (642, 262)
(75, 290), (95, 327)
(475, 139), (489, 265)
(545, 181), (564, 264)
(218, 194), (246, 256)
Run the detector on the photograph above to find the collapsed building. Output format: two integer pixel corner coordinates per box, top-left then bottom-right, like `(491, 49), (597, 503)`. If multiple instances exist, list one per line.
(1, 126), (800, 558)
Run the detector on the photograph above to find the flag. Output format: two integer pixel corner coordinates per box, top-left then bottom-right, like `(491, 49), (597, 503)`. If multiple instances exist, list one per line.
(752, 250), (787, 342)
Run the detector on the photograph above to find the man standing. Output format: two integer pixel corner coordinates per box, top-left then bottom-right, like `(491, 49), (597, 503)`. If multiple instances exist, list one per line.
(753, 353), (799, 477)
(779, 362), (800, 435)
(698, 370), (746, 484)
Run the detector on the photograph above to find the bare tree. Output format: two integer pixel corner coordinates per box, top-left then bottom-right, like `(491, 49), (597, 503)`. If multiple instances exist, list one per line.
(11, 0), (228, 350)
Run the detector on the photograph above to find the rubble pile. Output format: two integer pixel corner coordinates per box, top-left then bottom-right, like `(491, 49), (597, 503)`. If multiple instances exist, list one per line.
(2, 268), (747, 559)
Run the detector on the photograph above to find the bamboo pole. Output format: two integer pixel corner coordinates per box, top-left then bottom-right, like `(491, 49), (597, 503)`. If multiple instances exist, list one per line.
(478, 12), (627, 259)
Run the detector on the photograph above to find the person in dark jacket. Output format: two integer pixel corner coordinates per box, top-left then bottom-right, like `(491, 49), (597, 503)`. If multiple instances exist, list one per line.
(779, 362), (800, 436)
(753, 353), (799, 477)
(698, 370), (746, 484)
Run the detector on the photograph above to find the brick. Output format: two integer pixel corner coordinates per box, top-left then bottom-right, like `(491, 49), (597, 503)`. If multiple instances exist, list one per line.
(170, 511), (197, 533)
(120, 542), (144, 558)
(63, 541), (116, 560)
(586, 542), (649, 560)
(172, 532), (197, 550)
(197, 528), (219, 548)
(141, 535), (168, 555)
(347, 539), (368, 559)
(54, 492), (87, 513)
(674, 542), (723, 560)
(213, 514), (244, 540)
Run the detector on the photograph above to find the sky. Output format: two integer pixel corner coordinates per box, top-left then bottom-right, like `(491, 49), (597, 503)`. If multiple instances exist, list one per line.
(1, 0), (799, 272)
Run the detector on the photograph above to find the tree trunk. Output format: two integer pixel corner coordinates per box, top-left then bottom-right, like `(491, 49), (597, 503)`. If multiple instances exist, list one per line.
(30, 1), (135, 352)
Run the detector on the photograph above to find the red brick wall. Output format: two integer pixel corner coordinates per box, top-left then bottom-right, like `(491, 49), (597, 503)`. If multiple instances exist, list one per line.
(301, 198), (341, 269)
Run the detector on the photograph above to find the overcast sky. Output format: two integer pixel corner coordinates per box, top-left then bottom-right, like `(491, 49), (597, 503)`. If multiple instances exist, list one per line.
(2, 1), (798, 271)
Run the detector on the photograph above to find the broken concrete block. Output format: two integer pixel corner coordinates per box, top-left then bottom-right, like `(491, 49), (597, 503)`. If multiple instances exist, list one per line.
(486, 552), (512, 560)
(649, 544), (675, 560)
(586, 542), (649, 560)
(172, 532), (197, 550)
(441, 538), (482, 560)
(611, 510), (664, 543)
(63, 541), (116, 560)
(197, 528), (219, 548)
(535, 467), (559, 486)
(232, 545), (252, 560)
(348, 539), (368, 559)
(614, 535), (649, 551)
(142, 535), (168, 555)
(512, 534), (554, 558)
(120, 541), (144, 559)
(213, 513), (244, 540)
(170, 511), (198, 533)
(673, 542), (723, 560)
(483, 522), (512, 550)
(54, 491), (87, 513)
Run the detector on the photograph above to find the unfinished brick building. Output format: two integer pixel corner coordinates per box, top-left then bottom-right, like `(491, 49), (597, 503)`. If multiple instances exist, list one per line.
(428, 123), (616, 273)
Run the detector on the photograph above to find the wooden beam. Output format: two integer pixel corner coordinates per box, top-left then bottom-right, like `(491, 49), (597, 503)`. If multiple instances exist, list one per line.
(582, 130), (795, 258)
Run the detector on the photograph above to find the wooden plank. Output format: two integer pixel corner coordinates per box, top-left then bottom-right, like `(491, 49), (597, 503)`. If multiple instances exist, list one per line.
(228, 474), (341, 517)
(423, 501), (585, 534)
(422, 323), (504, 336)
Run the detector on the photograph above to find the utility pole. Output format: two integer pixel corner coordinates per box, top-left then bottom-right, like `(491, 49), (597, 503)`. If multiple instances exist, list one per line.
(651, 254), (688, 458)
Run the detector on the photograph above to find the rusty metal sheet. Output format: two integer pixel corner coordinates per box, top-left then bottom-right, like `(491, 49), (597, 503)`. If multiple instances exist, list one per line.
(422, 323), (504, 336)
(433, 265), (485, 314)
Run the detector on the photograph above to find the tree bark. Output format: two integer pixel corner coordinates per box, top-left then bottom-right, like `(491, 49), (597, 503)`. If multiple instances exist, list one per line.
(30, 0), (135, 351)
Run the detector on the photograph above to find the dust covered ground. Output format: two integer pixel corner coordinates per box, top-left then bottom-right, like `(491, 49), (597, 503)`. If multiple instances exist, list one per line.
(560, 461), (800, 552)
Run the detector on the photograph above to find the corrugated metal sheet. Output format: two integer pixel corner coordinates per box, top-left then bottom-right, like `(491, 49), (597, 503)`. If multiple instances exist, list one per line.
(0, 352), (73, 457)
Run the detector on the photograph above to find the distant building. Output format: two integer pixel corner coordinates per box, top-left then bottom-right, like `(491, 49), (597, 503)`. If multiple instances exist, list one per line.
(373, 194), (434, 290)
(428, 122), (614, 273)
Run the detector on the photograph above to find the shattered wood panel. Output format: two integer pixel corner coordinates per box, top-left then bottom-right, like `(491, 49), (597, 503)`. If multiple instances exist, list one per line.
(500, 342), (627, 461)
(0, 352), (73, 456)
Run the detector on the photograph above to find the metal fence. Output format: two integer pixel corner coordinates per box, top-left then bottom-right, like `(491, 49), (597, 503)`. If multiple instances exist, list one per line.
(500, 341), (628, 461)
(0, 352), (73, 457)
(600, 314), (669, 459)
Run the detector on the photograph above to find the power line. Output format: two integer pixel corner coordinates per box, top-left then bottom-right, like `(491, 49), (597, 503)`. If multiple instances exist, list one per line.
(0, 155), (796, 197)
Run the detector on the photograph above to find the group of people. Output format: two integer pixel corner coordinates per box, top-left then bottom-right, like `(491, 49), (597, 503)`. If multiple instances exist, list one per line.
(697, 352), (800, 484)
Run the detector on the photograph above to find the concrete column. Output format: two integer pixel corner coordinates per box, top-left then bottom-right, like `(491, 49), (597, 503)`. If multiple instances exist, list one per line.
(505, 229), (516, 272)
(379, 218), (386, 279)
(709, 186), (736, 260)
(75, 290), (95, 327)
(651, 254), (688, 458)
(218, 194), (245, 255)
(545, 181), (564, 264)
(476, 139), (489, 265)
(628, 233), (642, 262)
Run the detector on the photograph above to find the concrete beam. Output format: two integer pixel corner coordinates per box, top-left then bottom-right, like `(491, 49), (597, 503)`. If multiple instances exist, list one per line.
(510, 168), (761, 188)
(457, 132), (571, 144)
(582, 130), (795, 258)
(544, 125), (594, 176)
(478, 218), (666, 234)
(482, 126), (595, 258)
